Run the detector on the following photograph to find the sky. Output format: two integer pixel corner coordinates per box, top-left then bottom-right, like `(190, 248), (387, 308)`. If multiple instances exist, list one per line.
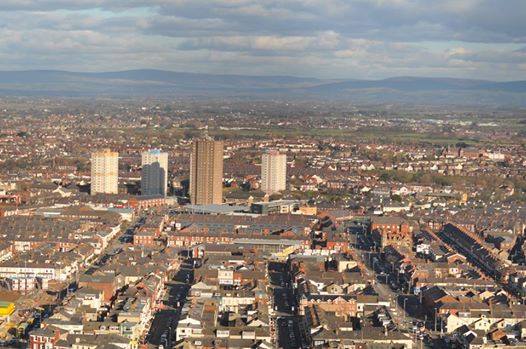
(0, 0), (525, 80)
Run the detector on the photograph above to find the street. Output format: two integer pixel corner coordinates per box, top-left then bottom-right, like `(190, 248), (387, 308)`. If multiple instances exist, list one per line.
(269, 261), (310, 349)
(145, 263), (193, 348)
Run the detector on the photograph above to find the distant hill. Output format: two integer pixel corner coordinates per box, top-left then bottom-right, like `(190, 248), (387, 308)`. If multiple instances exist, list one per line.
(0, 69), (525, 106)
(301, 76), (526, 93)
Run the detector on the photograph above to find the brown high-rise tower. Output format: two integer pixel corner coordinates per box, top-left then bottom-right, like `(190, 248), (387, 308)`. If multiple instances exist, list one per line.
(189, 139), (224, 205)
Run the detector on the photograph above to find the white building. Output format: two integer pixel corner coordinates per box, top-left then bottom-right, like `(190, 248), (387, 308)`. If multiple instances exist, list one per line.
(141, 149), (169, 196)
(0, 261), (79, 282)
(91, 149), (119, 195)
(261, 151), (287, 194)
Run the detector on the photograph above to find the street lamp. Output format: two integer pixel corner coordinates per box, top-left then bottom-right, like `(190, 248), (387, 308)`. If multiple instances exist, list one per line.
(403, 298), (408, 322)
(434, 308), (438, 332)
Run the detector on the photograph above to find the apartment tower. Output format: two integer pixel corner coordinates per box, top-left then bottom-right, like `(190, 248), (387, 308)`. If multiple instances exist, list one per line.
(261, 150), (287, 194)
(141, 149), (169, 196)
(91, 149), (119, 195)
(189, 139), (224, 205)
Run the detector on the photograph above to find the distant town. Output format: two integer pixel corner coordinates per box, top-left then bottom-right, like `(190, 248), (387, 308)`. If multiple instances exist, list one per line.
(0, 98), (525, 349)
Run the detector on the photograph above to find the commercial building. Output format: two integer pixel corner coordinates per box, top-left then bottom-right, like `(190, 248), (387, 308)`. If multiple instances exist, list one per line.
(250, 199), (300, 215)
(141, 149), (168, 196)
(371, 216), (412, 248)
(189, 139), (223, 205)
(91, 149), (119, 195)
(261, 150), (287, 194)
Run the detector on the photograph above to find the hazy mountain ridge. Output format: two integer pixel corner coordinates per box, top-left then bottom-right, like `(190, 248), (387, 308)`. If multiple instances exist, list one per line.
(0, 69), (525, 106)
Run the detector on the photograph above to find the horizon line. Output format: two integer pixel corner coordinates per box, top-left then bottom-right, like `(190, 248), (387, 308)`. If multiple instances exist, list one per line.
(0, 68), (524, 83)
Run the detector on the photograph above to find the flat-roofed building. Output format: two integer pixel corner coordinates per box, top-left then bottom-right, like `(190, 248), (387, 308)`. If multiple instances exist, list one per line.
(141, 149), (168, 196)
(91, 149), (118, 195)
(261, 150), (287, 194)
(189, 139), (223, 205)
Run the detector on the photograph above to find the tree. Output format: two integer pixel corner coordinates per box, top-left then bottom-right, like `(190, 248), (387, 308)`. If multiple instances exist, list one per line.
(391, 194), (402, 202)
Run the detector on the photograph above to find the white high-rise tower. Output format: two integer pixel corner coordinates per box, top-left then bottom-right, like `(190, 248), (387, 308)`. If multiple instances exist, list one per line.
(91, 149), (119, 195)
(261, 150), (287, 194)
(141, 149), (169, 196)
